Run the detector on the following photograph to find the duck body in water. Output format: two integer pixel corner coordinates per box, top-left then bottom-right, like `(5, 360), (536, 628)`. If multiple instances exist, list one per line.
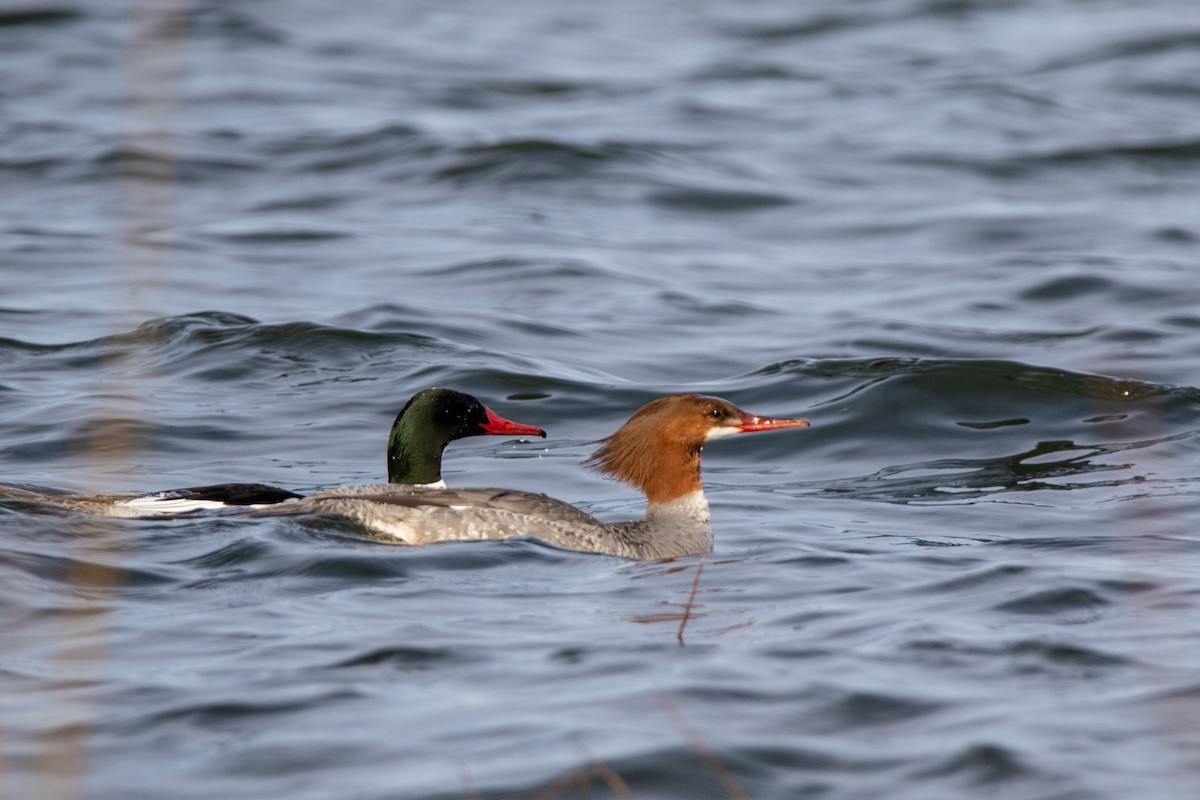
(269, 394), (809, 559)
(0, 388), (545, 516)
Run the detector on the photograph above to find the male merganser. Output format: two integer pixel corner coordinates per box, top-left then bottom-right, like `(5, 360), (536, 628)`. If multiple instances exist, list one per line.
(0, 388), (545, 516)
(265, 395), (809, 559)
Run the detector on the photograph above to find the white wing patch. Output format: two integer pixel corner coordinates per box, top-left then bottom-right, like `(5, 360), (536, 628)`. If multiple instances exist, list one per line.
(114, 496), (232, 513)
(114, 494), (295, 514)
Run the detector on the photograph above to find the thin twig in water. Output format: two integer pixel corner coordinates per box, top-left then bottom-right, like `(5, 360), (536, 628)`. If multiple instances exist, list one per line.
(531, 766), (602, 800)
(676, 553), (707, 645)
(531, 739), (635, 800)
(457, 758), (480, 800)
(658, 693), (749, 800)
(573, 738), (634, 798)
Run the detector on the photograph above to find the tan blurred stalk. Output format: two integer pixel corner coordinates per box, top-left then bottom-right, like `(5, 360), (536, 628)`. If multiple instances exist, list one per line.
(27, 3), (184, 798)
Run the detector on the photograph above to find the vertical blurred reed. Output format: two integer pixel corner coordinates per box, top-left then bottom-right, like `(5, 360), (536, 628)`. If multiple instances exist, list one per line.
(513, 697), (746, 800)
(1082, 376), (1200, 796)
(28, 3), (184, 798)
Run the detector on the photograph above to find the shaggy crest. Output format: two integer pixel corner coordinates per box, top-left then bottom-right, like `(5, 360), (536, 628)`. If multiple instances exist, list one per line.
(584, 395), (737, 504)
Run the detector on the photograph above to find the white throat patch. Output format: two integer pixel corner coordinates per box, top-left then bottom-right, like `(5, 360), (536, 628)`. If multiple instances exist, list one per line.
(704, 425), (742, 441)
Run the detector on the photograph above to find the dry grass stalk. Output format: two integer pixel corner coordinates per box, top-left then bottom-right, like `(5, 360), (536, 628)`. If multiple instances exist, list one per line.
(658, 694), (749, 800)
(676, 554), (708, 644)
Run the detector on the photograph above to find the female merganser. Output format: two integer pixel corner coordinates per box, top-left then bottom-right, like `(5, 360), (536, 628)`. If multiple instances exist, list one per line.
(265, 394), (809, 559)
(0, 388), (545, 516)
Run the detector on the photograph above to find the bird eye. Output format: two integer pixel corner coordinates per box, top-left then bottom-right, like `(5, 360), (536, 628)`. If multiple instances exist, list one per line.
(707, 407), (723, 419)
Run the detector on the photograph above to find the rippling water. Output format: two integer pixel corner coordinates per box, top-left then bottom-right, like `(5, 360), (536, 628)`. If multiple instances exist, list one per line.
(3, 1), (1200, 798)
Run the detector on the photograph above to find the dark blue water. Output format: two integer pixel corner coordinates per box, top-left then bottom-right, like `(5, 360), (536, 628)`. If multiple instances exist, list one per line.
(3, 1), (1200, 798)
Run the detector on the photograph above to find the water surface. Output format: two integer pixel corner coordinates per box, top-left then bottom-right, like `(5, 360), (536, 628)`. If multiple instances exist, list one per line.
(3, 1), (1200, 798)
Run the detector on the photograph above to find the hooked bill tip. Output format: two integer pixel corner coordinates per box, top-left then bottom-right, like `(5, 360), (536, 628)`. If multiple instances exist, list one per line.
(480, 407), (547, 438)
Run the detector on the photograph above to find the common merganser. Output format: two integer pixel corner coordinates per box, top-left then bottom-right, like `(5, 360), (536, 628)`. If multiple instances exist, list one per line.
(263, 394), (809, 559)
(0, 388), (545, 516)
